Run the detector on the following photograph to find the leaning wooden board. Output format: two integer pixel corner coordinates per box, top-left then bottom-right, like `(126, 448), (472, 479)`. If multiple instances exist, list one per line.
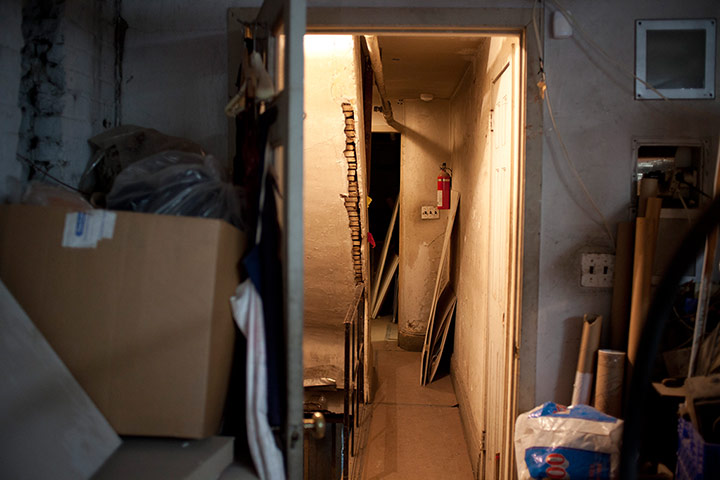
(421, 190), (460, 385)
(370, 197), (399, 316)
(427, 289), (458, 384)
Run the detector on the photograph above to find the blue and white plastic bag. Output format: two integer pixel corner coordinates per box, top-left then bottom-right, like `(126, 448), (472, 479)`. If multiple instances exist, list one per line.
(514, 402), (623, 479)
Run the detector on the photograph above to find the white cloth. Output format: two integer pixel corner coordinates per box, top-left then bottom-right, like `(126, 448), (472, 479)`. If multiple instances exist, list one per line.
(231, 280), (285, 480)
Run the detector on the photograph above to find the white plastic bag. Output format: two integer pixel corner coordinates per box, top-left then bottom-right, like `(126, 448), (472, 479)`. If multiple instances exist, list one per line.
(514, 402), (623, 479)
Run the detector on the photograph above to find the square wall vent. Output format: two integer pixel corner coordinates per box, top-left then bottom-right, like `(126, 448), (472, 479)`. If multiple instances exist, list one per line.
(635, 19), (716, 100)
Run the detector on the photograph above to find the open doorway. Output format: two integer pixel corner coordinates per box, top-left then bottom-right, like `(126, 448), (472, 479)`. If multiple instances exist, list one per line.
(227, 7), (534, 478)
(300, 32), (525, 479)
(368, 132), (400, 321)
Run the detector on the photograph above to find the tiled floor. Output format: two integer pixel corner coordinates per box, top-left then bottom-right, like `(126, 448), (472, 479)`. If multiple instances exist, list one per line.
(353, 317), (473, 479)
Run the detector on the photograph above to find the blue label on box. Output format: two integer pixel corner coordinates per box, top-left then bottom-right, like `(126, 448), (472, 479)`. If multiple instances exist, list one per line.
(529, 402), (617, 423)
(75, 211), (86, 236)
(525, 446), (610, 479)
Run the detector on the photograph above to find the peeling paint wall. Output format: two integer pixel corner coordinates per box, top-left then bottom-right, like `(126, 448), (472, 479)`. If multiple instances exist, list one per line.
(303, 35), (367, 373)
(0, 0), (23, 201)
(397, 99), (451, 346)
(15, 0), (115, 189)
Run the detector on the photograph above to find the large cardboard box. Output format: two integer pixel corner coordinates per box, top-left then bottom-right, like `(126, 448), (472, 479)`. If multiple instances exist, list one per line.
(0, 204), (245, 439)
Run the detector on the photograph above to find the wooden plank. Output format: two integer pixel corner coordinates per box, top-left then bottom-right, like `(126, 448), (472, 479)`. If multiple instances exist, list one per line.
(427, 291), (458, 384)
(421, 190), (460, 385)
(370, 197), (399, 315)
(370, 255), (399, 319)
(609, 221), (634, 351)
(626, 197), (662, 390)
(0, 280), (121, 480)
(688, 139), (720, 377)
(637, 178), (659, 217)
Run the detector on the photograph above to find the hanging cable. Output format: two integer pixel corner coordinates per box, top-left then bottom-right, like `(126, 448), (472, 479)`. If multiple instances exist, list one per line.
(531, 0), (615, 245)
(546, 0), (670, 101)
(16, 154), (90, 195)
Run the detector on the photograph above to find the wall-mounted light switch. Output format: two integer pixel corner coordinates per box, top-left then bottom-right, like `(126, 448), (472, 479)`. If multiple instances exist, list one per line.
(581, 253), (615, 287)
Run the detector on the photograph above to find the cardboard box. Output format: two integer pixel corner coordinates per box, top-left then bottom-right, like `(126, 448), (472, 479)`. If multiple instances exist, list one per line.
(0, 204), (245, 439)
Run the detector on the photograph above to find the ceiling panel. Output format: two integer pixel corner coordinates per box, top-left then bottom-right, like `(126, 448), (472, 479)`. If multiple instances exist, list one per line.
(377, 35), (489, 100)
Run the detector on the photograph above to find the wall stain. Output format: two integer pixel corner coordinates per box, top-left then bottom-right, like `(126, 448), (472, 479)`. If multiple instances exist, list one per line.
(17, 1), (66, 180)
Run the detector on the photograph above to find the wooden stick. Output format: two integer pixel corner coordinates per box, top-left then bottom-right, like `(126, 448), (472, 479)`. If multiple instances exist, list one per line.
(370, 197), (399, 316)
(627, 197), (662, 388)
(371, 255), (399, 319)
(609, 222), (635, 351)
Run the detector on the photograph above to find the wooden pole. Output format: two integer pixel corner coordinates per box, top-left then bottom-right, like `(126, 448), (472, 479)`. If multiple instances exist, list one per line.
(609, 221), (635, 351)
(626, 197), (662, 390)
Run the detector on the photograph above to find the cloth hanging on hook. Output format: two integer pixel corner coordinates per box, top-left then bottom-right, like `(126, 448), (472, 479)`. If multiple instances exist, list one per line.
(243, 155), (286, 430)
(234, 104), (284, 429)
(225, 37), (275, 117)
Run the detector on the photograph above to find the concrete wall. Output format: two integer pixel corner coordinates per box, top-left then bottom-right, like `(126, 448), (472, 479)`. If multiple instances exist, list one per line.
(397, 99), (451, 346)
(122, 1), (229, 159)
(60, 1), (116, 183)
(447, 37), (493, 467)
(536, 0), (720, 405)
(0, 0), (23, 202)
(303, 35), (366, 373)
(1, 0), (114, 200)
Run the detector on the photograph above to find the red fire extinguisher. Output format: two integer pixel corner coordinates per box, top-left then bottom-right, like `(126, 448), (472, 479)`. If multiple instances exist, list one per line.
(437, 163), (452, 210)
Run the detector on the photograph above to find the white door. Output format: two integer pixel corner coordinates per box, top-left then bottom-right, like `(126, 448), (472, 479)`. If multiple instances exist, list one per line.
(229, 1), (306, 478)
(484, 37), (521, 480)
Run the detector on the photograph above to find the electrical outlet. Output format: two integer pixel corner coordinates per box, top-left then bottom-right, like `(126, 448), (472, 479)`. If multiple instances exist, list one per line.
(421, 206), (439, 220)
(581, 253), (615, 288)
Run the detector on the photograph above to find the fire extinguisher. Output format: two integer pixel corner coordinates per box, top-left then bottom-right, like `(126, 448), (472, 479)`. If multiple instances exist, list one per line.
(437, 163), (452, 210)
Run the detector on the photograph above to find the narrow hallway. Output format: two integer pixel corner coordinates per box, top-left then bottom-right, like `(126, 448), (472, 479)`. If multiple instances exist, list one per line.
(355, 317), (473, 479)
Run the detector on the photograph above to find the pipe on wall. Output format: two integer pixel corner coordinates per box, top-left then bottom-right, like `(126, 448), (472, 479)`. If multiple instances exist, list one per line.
(363, 35), (402, 131)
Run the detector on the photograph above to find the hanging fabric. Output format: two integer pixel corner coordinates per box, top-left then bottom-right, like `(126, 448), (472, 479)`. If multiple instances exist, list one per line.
(231, 279), (285, 480)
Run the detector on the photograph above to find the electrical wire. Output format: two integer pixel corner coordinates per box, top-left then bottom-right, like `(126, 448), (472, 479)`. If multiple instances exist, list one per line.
(546, 0), (670, 101)
(531, 0), (616, 246)
(16, 154), (89, 195)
